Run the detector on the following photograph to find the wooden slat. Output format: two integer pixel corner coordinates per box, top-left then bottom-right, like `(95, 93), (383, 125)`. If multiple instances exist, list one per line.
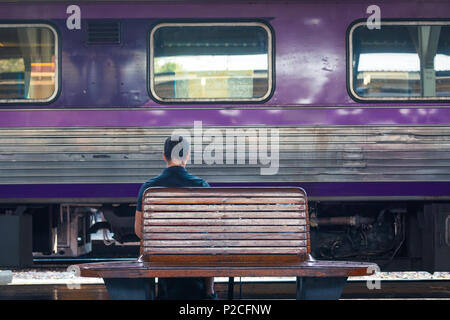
(146, 192), (305, 198)
(143, 240), (308, 247)
(144, 188), (305, 198)
(143, 226), (308, 233)
(143, 218), (307, 226)
(142, 247), (308, 254)
(143, 232), (309, 240)
(141, 254), (306, 265)
(144, 211), (306, 219)
(144, 197), (305, 204)
(143, 204), (304, 211)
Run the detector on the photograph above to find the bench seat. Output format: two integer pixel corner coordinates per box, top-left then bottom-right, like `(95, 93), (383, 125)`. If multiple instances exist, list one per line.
(79, 258), (375, 278)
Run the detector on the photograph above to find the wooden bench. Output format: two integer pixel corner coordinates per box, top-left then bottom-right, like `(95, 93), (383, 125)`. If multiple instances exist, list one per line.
(79, 187), (377, 300)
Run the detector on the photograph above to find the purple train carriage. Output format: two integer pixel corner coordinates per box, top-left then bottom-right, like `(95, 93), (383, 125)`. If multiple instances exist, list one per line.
(0, 0), (449, 272)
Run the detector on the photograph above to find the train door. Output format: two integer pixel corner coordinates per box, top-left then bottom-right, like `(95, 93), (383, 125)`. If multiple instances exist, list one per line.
(422, 204), (450, 272)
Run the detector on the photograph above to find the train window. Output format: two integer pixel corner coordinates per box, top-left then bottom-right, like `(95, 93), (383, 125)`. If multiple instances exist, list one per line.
(349, 21), (450, 101)
(0, 24), (58, 103)
(150, 22), (272, 103)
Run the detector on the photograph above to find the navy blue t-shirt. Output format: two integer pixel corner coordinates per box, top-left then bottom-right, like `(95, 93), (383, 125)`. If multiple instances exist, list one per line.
(136, 165), (210, 299)
(136, 166), (209, 212)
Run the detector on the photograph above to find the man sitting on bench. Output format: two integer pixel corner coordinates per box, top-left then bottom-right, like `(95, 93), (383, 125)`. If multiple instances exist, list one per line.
(134, 135), (217, 300)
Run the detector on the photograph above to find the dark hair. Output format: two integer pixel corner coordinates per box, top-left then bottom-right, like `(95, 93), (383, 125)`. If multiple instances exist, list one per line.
(164, 135), (189, 162)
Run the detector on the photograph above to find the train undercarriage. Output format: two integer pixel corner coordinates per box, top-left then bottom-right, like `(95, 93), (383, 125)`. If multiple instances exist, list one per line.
(0, 200), (448, 272)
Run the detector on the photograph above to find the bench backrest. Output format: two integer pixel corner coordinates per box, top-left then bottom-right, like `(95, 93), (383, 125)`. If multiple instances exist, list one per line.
(140, 187), (309, 265)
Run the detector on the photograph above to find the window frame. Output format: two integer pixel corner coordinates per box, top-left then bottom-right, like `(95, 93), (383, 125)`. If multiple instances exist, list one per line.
(347, 20), (450, 103)
(0, 23), (60, 105)
(148, 21), (274, 104)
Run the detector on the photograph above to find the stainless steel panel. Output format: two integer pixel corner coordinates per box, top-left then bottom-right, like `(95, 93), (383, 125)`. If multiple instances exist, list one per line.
(1, 126), (450, 184)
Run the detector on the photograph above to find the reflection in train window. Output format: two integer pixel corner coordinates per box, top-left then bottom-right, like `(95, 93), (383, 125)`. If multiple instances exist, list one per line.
(349, 22), (450, 100)
(150, 23), (272, 102)
(0, 25), (58, 103)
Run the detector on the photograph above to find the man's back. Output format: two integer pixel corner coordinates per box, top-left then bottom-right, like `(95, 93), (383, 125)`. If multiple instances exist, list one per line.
(136, 166), (209, 212)
(136, 165), (210, 299)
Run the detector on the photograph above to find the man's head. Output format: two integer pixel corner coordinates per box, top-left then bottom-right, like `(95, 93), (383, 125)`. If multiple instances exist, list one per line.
(163, 135), (190, 167)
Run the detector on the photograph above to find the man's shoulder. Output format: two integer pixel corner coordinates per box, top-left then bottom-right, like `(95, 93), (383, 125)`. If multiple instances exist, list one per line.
(140, 168), (209, 190)
(141, 175), (166, 188)
(183, 171), (210, 187)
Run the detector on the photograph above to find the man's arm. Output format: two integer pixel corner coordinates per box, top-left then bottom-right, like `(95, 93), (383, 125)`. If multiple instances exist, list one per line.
(135, 182), (149, 240)
(135, 210), (143, 239)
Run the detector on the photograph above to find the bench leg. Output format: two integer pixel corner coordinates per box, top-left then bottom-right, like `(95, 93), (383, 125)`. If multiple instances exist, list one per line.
(296, 277), (347, 300)
(227, 277), (235, 300)
(104, 278), (155, 300)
